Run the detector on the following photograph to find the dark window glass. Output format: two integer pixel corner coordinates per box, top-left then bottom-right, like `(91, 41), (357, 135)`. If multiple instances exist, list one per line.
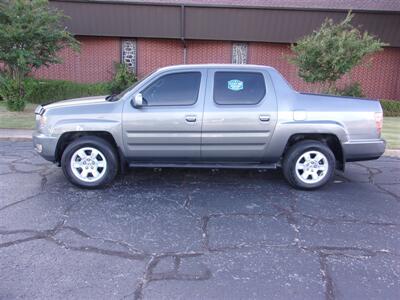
(141, 72), (201, 106)
(213, 72), (266, 105)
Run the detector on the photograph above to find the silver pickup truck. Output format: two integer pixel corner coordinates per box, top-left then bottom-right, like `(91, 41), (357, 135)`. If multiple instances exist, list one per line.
(33, 64), (385, 190)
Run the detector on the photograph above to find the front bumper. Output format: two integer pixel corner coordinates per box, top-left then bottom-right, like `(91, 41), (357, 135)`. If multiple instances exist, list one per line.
(32, 131), (58, 162)
(343, 139), (386, 162)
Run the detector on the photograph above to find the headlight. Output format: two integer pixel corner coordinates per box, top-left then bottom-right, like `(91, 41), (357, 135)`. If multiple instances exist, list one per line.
(35, 114), (47, 129)
(36, 115), (47, 126)
(39, 115), (47, 128)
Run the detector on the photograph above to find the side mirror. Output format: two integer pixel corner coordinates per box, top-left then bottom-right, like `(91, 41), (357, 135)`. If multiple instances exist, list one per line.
(133, 93), (143, 108)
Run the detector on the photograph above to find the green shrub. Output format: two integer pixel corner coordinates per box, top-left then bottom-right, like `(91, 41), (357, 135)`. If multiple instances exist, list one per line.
(0, 74), (26, 111)
(25, 78), (111, 104)
(109, 63), (136, 94)
(289, 13), (385, 89)
(330, 82), (364, 98)
(380, 99), (400, 117)
(0, 0), (79, 109)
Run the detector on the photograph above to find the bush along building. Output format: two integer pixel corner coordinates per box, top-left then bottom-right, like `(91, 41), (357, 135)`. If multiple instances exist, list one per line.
(35, 0), (400, 100)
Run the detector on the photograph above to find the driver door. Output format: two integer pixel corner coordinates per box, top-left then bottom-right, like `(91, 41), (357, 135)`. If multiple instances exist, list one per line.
(122, 69), (206, 162)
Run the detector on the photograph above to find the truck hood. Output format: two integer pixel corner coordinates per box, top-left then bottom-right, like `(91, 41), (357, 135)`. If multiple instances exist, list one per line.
(43, 95), (108, 110)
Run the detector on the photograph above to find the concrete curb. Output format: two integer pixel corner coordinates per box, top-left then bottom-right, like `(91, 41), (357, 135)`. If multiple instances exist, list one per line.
(0, 137), (32, 141)
(384, 149), (400, 158)
(0, 129), (33, 141)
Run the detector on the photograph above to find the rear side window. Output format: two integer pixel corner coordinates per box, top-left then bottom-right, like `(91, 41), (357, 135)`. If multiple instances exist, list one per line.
(141, 72), (201, 106)
(213, 72), (266, 105)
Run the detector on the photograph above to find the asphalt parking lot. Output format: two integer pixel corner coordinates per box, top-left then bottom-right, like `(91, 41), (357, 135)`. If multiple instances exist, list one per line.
(0, 141), (399, 300)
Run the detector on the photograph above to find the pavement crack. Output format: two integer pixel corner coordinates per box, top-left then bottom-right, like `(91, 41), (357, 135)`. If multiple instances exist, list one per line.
(300, 213), (400, 227)
(62, 225), (92, 238)
(132, 256), (159, 300)
(0, 193), (43, 213)
(130, 252), (211, 300)
(319, 253), (335, 300)
(303, 245), (397, 257)
(61, 225), (147, 255)
(0, 235), (45, 249)
(173, 256), (181, 272)
(272, 203), (301, 245)
(201, 215), (210, 251)
(209, 242), (294, 253)
(374, 184), (400, 202)
(353, 162), (382, 184)
(208, 211), (279, 219)
(183, 194), (191, 210)
(0, 223), (149, 262)
(50, 239), (148, 260)
(352, 162), (399, 202)
(164, 194), (196, 218)
(40, 173), (48, 190)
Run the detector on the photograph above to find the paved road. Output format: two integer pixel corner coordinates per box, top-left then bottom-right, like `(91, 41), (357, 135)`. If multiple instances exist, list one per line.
(0, 141), (399, 300)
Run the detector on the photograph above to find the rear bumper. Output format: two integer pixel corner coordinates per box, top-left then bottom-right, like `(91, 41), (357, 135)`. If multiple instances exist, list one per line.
(343, 139), (386, 162)
(32, 132), (58, 162)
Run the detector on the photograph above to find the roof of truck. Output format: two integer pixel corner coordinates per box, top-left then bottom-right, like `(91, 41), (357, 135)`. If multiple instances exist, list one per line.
(157, 64), (274, 71)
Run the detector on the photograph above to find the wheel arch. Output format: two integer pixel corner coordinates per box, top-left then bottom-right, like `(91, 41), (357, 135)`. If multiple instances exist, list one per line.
(283, 133), (345, 171)
(55, 131), (120, 164)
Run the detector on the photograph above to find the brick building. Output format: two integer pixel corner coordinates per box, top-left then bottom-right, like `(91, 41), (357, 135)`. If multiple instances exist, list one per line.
(36, 0), (400, 100)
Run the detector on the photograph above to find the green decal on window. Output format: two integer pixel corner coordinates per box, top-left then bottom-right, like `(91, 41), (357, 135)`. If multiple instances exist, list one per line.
(227, 79), (244, 91)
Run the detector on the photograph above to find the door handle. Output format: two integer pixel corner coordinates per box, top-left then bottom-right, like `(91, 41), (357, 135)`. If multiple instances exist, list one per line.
(185, 115), (197, 122)
(259, 115), (270, 122)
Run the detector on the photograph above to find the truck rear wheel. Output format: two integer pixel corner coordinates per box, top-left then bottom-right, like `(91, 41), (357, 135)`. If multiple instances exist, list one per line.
(61, 136), (119, 189)
(282, 140), (335, 190)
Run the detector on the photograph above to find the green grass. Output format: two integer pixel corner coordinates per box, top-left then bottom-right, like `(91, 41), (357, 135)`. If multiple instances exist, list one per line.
(0, 101), (35, 129)
(380, 99), (400, 117)
(382, 117), (400, 149)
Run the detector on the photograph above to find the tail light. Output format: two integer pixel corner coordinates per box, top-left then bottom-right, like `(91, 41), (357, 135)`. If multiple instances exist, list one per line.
(375, 112), (383, 136)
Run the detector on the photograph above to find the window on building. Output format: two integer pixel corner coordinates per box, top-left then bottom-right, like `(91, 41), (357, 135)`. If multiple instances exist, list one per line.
(232, 43), (248, 64)
(121, 39), (137, 74)
(141, 72), (201, 106)
(213, 72), (266, 105)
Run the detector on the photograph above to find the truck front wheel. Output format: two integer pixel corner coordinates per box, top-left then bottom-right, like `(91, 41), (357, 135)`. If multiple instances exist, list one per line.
(282, 140), (336, 190)
(61, 136), (119, 188)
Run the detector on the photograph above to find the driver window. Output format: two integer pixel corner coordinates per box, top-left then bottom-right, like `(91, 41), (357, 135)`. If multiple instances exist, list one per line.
(141, 72), (201, 106)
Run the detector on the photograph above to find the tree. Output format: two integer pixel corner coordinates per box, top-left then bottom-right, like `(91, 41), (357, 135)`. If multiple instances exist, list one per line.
(289, 13), (386, 93)
(0, 0), (79, 110)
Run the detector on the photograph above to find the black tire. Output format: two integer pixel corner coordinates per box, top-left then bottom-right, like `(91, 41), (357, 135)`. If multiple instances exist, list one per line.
(61, 136), (119, 189)
(282, 140), (336, 190)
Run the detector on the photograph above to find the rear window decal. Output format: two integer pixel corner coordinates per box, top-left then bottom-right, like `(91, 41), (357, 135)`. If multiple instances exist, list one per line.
(227, 79), (244, 91)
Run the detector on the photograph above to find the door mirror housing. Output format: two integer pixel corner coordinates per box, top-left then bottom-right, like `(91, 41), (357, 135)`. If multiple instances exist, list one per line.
(132, 93), (143, 108)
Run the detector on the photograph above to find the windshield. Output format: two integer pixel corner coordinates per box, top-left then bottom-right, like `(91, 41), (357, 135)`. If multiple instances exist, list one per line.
(113, 72), (153, 101)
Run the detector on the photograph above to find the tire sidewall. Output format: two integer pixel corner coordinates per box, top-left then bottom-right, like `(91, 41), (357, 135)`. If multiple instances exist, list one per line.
(61, 137), (118, 188)
(283, 141), (336, 190)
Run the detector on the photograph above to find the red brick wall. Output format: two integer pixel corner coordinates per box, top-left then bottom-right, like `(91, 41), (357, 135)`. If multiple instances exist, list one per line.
(34, 36), (120, 83)
(186, 40), (231, 64)
(351, 48), (400, 100)
(33, 36), (400, 100)
(136, 39), (183, 78)
(136, 39), (231, 77)
(248, 42), (400, 100)
(249, 43), (303, 88)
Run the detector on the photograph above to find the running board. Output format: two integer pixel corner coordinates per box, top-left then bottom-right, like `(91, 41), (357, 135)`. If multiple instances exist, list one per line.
(128, 162), (277, 170)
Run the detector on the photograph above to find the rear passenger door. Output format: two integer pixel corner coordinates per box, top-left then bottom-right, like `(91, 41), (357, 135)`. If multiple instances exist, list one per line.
(201, 68), (277, 162)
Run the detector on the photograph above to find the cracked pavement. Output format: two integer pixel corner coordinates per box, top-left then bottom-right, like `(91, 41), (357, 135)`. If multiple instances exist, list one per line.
(0, 141), (399, 300)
